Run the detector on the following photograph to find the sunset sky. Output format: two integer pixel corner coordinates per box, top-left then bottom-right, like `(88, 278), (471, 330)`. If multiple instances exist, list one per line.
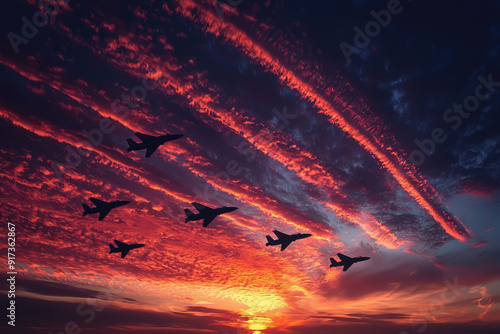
(1, 1), (499, 333)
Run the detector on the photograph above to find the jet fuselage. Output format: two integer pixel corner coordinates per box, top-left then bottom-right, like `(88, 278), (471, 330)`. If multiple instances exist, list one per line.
(265, 233), (312, 246)
(129, 134), (184, 151)
(330, 254), (371, 271)
(82, 200), (130, 218)
(185, 206), (238, 222)
(109, 243), (145, 253)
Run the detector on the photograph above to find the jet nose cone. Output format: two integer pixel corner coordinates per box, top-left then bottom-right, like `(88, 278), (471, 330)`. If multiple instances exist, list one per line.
(227, 207), (238, 212)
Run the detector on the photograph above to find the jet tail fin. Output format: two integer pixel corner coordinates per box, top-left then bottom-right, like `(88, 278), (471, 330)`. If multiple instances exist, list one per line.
(184, 208), (195, 222)
(109, 244), (118, 254)
(126, 138), (138, 151)
(265, 235), (274, 246)
(82, 203), (91, 216)
(330, 257), (340, 268)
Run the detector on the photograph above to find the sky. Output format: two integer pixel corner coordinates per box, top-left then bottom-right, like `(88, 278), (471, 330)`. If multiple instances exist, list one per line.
(0, 0), (500, 333)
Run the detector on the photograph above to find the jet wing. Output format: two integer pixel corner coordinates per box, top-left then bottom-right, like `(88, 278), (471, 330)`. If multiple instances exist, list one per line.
(273, 230), (290, 239)
(145, 144), (161, 158)
(203, 215), (216, 227)
(280, 241), (292, 251)
(337, 253), (352, 262)
(135, 132), (155, 142)
(192, 202), (213, 213)
(98, 208), (112, 221)
(343, 263), (353, 272)
(120, 249), (130, 258)
(90, 197), (107, 207)
(114, 240), (128, 248)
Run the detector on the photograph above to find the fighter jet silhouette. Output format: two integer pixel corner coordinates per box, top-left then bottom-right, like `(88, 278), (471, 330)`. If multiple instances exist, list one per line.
(109, 240), (145, 258)
(184, 202), (238, 227)
(265, 230), (312, 251)
(82, 197), (130, 221)
(127, 132), (184, 158)
(330, 253), (371, 271)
